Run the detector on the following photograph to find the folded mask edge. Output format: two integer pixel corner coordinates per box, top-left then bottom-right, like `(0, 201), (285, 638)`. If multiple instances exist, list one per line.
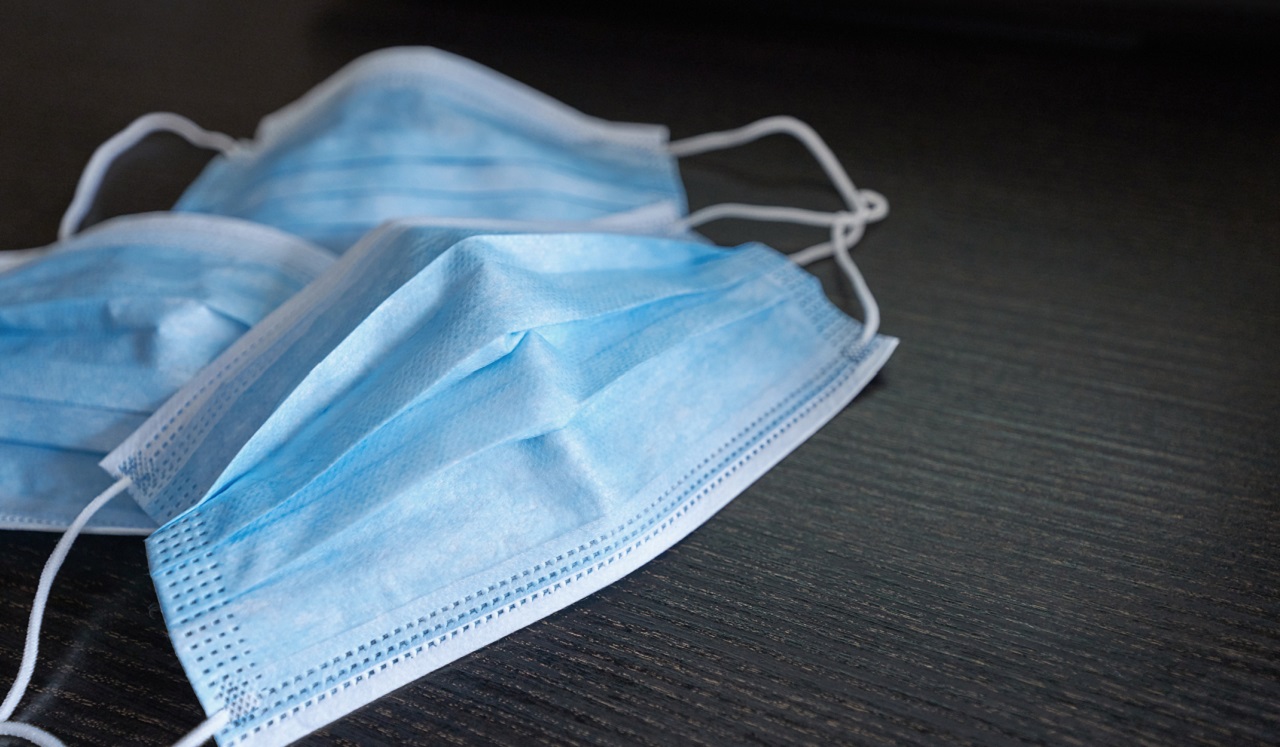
(251, 47), (671, 160)
(366, 201), (691, 240)
(64, 212), (337, 281)
(0, 246), (53, 275)
(0, 511), (154, 536)
(4, 212), (335, 289)
(103, 218), (703, 521)
(99, 219), (418, 515)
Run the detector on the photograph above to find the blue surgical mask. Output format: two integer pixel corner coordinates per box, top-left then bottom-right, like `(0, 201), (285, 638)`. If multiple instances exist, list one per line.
(58, 48), (888, 265)
(0, 213), (333, 535)
(3, 46), (893, 747)
(90, 222), (896, 747)
(59, 48), (691, 253)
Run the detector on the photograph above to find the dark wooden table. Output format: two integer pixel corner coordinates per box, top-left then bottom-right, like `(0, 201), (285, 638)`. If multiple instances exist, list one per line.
(2, 1), (1277, 745)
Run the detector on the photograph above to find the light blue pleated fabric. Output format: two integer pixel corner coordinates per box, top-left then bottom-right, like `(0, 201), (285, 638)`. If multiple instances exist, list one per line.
(105, 224), (896, 746)
(173, 47), (688, 253)
(0, 44), (896, 747)
(0, 213), (333, 534)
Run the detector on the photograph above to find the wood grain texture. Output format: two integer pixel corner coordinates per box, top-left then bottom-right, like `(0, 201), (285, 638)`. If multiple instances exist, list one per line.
(1, 1), (1277, 745)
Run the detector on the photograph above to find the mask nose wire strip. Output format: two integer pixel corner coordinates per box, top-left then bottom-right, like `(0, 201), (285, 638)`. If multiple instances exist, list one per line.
(58, 112), (240, 241)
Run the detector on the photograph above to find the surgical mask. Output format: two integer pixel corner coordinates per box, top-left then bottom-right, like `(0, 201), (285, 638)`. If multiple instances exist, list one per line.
(0, 210), (757, 747)
(59, 47), (886, 264)
(97, 220), (895, 747)
(4, 49), (891, 747)
(0, 213), (334, 536)
(5, 229), (890, 746)
(59, 47), (691, 253)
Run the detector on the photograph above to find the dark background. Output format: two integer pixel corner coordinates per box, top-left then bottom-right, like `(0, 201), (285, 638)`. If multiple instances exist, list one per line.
(2, 1), (1278, 744)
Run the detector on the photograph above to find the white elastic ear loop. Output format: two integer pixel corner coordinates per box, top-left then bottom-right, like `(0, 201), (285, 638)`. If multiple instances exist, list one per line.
(171, 710), (230, 747)
(0, 721), (67, 747)
(669, 116), (887, 345)
(830, 215), (880, 346)
(677, 203), (881, 344)
(786, 187), (887, 265)
(58, 112), (239, 241)
(669, 115), (863, 208)
(0, 478), (132, 723)
(0, 709), (228, 747)
(0, 476), (228, 746)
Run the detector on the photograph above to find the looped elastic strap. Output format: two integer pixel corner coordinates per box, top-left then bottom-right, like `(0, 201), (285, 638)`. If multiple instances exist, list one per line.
(0, 721), (67, 747)
(0, 476), (229, 746)
(0, 478), (132, 724)
(171, 710), (231, 747)
(670, 115), (887, 345)
(58, 112), (240, 241)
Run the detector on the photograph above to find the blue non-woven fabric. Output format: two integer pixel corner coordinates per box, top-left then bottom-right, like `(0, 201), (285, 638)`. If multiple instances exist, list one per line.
(106, 226), (896, 746)
(173, 47), (688, 253)
(0, 213), (333, 534)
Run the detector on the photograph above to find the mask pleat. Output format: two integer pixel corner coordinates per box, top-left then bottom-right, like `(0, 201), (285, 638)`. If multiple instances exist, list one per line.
(179, 264), (792, 580)
(172, 53), (684, 253)
(0, 215), (332, 535)
(139, 234), (888, 743)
